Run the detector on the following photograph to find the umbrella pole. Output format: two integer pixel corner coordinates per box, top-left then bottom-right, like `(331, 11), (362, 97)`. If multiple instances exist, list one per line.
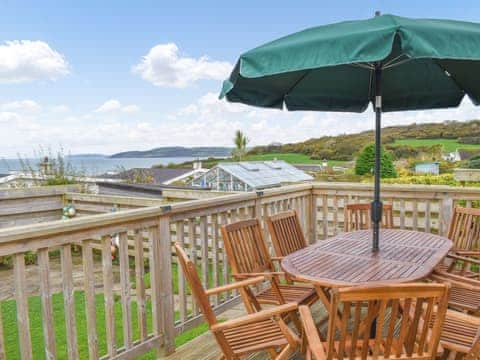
(371, 63), (383, 252)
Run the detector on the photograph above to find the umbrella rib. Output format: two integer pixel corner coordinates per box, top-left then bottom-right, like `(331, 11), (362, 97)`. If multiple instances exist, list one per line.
(283, 69), (313, 100)
(382, 58), (412, 70)
(350, 63), (375, 70)
(382, 53), (409, 68)
(433, 60), (466, 96)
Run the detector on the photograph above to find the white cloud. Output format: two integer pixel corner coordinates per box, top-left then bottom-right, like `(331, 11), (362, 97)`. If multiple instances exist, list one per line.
(0, 40), (69, 83)
(0, 111), (21, 123)
(132, 43), (232, 88)
(95, 99), (121, 112)
(121, 104), (140, 113)
(95, 99), (140, 113)
(51, 105), (70, 113)
(1, 100), (41, 113)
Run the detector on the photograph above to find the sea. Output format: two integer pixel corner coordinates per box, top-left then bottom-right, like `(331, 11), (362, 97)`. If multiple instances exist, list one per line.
(0, 156), (201, 176)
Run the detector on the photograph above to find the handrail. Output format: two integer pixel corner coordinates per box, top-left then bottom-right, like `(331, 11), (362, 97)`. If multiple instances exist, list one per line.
(0, 183), (313, 243)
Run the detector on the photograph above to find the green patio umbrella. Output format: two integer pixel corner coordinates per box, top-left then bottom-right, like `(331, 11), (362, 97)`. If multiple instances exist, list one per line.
(219, 13), (480, 251)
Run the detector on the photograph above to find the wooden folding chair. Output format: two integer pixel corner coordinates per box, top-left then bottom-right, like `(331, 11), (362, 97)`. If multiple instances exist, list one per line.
(266, 210), (308, 258)
(435, 308), (480, 359)
(344, 203), (394, 232)
(174, 243), (301, 360)
(431, 266), (480, 315)
(299, 283), (449, 360)
(221, 219), (318, 316)
(447, 206), (480, 256)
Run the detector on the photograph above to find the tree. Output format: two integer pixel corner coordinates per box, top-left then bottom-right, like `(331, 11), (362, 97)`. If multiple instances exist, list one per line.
(355, 143), (397, 178)
(232, 130), (249, 161)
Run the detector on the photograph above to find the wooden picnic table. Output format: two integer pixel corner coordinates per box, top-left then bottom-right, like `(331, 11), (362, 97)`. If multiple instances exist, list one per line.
(281, 229), (452, 313)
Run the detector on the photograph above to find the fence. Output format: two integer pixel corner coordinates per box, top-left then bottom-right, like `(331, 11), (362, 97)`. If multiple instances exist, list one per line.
(0, 182), (479, 358)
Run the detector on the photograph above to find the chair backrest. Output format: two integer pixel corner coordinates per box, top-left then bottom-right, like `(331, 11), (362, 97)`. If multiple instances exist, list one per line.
(344, 203), (394, 232)
(221, 218), (274, 276)
(447, 206), (480, 251)
(174, 243), (217, 326)
(267, 210), (308, 257)
(325, 283), (449, 359)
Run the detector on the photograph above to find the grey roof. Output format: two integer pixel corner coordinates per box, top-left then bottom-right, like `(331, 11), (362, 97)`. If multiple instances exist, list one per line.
(96, 181), (209, 196)
(104, 168), (191, 184)
(217, 160), (313, 189)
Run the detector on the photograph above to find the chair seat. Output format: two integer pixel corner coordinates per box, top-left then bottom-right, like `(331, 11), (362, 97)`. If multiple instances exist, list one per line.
(440, 311), (479, 354)
(223, 318), (288, 355)
(256, 284), (317, 305)
(449, 286), (480, 312)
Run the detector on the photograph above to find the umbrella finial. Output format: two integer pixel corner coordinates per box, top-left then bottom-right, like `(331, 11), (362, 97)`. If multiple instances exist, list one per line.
(375, 11), (381, 17)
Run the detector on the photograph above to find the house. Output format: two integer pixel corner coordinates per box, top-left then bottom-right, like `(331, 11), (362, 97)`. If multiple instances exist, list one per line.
(105, 161), (207, 185)
(415, 162), (440, 175)
(442, 150), (462, 162)
(457, 149), (480, 161)
(191, 160), (313, 192)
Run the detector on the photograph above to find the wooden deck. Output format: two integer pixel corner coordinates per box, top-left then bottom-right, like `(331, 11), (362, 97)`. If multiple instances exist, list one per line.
(166, 302), (327, 360)
(2, 182), (480, 358)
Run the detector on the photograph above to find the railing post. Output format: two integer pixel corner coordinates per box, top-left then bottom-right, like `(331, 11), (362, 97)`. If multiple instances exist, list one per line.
(255, 191), (270, 243)
(440, 194), (453, 236)
(151, 215), (175, 357)
(308, 190), (317, 244)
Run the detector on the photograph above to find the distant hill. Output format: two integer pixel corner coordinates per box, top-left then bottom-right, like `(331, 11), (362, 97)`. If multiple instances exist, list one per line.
(249, 120), (480, 161)
(68, 154), (108, 158)
(110, 146), (233, 158)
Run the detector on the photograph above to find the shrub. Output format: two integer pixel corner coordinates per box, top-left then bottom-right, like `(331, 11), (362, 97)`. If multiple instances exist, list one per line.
(355, 144), (397, 178)
(18, 147), (82, 186)
(468, 155), (480, 169)
(382, 174), (459, 186)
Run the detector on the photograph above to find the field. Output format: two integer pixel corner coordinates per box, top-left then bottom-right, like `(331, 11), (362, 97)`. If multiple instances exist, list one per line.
(244, 153), (349, 166)
(392, 139), (480, 153)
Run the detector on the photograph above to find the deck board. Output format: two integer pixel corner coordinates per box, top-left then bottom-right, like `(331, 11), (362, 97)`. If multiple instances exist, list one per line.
(166, 302), (327, 359)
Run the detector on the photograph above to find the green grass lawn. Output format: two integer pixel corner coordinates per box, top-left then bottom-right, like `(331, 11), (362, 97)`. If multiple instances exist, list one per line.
(392, 139), (480, 153)
(1, 290), (209, 359)
(243, 153), (348, 166)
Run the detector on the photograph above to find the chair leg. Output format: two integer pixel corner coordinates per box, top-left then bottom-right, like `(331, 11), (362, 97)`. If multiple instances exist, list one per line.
(276, 344), (294, 360)
(288, 312), (303, 335)
(306, 349), (312, 360)
(446, 350), (457, 360)
(267, 348), (278, 359)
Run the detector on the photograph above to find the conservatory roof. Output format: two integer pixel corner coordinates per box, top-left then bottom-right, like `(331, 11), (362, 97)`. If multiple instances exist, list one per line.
(217, 160), (313, 189)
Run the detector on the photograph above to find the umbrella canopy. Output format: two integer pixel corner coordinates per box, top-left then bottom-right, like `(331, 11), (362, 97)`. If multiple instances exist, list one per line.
(219, 14), (480, 251)
(220, 14), (480, 111)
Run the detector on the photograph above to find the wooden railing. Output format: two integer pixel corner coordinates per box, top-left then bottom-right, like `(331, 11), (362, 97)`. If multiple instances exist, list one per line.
(0, 185), (80, 228)
(64, 192), (166, 216)
(0, 182), (480, 358)
(312, 182), (480, 239)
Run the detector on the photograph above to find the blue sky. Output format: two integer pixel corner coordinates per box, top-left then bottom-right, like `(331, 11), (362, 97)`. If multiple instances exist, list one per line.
(1, 1), (480, 156)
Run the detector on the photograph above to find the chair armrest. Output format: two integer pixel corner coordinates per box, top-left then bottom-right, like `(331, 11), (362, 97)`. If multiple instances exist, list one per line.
(271, 256), (284, 262)
(234, 272), (286, 279)
(210, 302), (298, 332)
(446, 253), (480, 266)
(205, 276), (266, 296)
(431, 272), (480, 290)
(455, 250), (480, 257)
(299, 305), (327, 360)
